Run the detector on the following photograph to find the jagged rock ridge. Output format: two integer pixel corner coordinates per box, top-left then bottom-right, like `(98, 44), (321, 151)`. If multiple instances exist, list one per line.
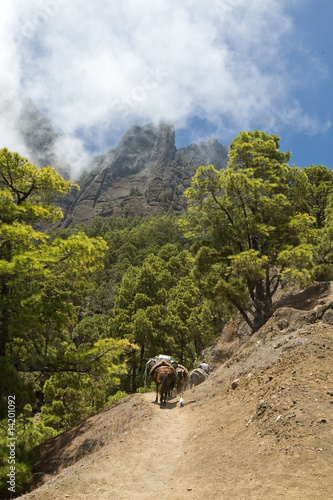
(59, 122), (228, 226)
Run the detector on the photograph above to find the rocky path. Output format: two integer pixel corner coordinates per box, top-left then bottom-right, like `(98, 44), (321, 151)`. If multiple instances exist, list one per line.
(20, 393), (197, 500)
(19, 378), (333, 500)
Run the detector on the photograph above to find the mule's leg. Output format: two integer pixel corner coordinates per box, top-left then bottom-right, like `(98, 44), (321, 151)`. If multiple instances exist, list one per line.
(159, 372), (168, 405)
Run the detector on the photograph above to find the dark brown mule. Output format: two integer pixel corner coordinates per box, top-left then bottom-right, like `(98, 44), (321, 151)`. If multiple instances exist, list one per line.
(175, 364), (189, 394)
(149, 360), (176, 405)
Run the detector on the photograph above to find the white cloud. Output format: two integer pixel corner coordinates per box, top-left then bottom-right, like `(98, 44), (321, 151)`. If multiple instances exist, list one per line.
(0, 0), (330, 175)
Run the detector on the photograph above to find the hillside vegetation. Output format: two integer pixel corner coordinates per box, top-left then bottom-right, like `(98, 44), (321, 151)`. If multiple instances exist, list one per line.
(19, 281), (333, 499)
(1, 130), (333, 497)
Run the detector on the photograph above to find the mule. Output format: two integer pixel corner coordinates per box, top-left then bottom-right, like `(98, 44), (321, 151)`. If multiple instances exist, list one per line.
(175, 364), (189, 394)
(149, 360), (176, 405)
(189, 367), (209, 388)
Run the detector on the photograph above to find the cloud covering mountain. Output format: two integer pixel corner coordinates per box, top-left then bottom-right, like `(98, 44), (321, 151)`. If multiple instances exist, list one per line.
(0, 0), (330, 177)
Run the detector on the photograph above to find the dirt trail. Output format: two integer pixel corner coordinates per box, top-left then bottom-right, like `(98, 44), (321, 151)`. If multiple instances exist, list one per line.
(19, 378), (333, 500)
(20, 393), (197, 500)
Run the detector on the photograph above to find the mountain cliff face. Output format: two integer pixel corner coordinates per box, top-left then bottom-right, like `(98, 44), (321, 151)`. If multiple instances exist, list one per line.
(59, 122), (228, 227)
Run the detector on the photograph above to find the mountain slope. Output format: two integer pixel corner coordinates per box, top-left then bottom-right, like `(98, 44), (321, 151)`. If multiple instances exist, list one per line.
(18, 282), (333, 499)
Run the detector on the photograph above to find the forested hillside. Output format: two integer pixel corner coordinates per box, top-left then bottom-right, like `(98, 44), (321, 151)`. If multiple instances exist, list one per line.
(1, 130), (333, 497)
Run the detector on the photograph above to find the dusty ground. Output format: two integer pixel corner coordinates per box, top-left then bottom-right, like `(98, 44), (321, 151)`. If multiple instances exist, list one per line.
(18, 283), (333, 500)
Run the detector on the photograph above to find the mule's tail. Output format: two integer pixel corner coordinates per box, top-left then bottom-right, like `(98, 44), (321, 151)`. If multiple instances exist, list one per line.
(160, 372), (169, 399)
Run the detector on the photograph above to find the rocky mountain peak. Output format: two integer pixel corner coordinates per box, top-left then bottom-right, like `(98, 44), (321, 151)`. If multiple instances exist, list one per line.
(148, 122), (177, 166)
(177, 136), (228, 171)
(107, 122), (161, 178)
(59, 122), (228, 227)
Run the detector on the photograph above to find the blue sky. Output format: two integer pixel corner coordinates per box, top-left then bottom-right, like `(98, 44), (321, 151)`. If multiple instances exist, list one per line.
(274, 1), (333, 168)
(0, 0), (332, 176)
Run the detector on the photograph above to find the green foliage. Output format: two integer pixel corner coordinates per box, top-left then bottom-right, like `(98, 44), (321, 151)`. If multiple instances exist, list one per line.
(129, 186), (140, 196)
(71, 315), (109, 346)
(123, 204), (129, 217)
(289, 164), (333, 229)
(182, 130), (318, 332)
(41, 337), (132, 431)
(54, 213), (191, 324)
(136, 383), (155, 393)
(42, 373), (100, 430)
(110, 244), (215, 390)
(286, 163), (333, 281)
(228, 130), (291, 181)
(0, 359), (34, 420)
(0, 407), (57, 497)
(1, 230), (108, 371)
(106, 390), (128, 406)
(0, 148), (77, 224)
(75, 212), (189, 283)
(313, 193), (333, 280)
(0, 149), (109, 368)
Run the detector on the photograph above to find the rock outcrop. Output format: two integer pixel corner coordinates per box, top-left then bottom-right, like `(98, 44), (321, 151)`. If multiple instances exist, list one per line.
(58, 122), (228, 227)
